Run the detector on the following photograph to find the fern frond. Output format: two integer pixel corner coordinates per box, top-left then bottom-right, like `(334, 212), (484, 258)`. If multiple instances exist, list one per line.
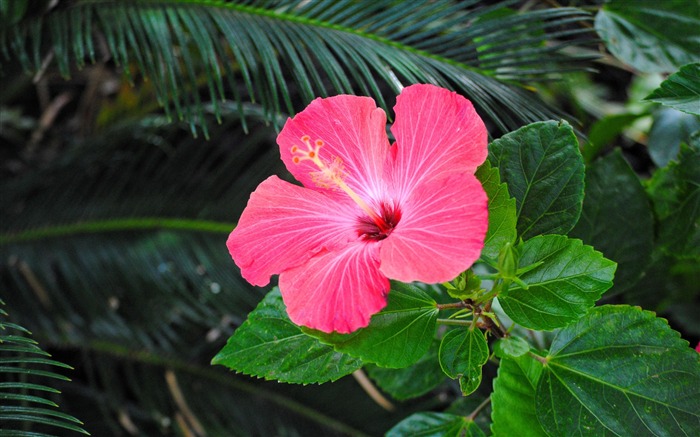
(0, 300), (89, 436)
(1, 0), (596, 135)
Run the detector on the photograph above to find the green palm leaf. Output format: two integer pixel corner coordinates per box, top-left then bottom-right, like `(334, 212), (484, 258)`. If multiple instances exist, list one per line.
(0, 300), (89, 436)
(1, 0), (596, 135)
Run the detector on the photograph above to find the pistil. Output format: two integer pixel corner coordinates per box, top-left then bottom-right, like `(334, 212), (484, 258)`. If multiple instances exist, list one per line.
(292, 136), (386, 229)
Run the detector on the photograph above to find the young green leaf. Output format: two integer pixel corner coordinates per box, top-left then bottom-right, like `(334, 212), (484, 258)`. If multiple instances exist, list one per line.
(491, 355), (547, 437)
(366, 340), (444, 401)
(498, 235), (616, 330)
(492, 336), (530, 358)
(595, 1), (700, 73)
(488, 120), (585, 240)
(570, 150), (654, 295)
(387, 412), (486, 437)
(212, 288), (362, 384)
(645, 63), (700, 115)
(307, 282), (438, 368)
(439, 328), (489, 396)
(536, 305), (700, 436)
(475, 161), (517, 262)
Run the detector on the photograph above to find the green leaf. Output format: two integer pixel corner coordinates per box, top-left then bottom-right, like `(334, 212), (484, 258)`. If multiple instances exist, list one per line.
(212, 288), (361, 384)
(570, 150), (654, 295)
(647, 108), (700, 167)
(366, 339), (444, 401)
(595, 1), (700, 73)
(493, 335), (530, 358)
(647, 141), (700, 259)
(475, 161), (517, 261)
(491, 355), (547, 437)
(537, 305), (700, 436)
(646, 63), (700, 115)
(498, 235), (616, 330)
(488, 121), (585, 240)
(439, 328), (489, 396)
(307, 282), (438, 368)
(583, 112), (646, 163)
(387, 412), (486, 437)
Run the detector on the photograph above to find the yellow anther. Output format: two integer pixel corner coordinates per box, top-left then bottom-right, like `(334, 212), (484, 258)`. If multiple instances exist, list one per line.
(291, 134), (384, 227)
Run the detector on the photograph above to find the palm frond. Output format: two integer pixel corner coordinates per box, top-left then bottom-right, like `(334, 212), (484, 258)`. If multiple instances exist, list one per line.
(1, 0), (597, 135)
(0, 300), (89, 436)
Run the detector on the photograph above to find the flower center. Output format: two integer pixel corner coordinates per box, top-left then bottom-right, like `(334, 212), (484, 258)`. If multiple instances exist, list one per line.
(291, 135), (399, 238)
(356, 201), (401, 241)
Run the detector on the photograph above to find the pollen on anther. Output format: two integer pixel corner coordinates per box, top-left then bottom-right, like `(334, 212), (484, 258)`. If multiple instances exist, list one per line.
(308, 151), (316, 158)
(293, 157), (300, 164)
(315, 140), (324, 147)
(291, 145), (298, 153)
(301, 135), (310, 142)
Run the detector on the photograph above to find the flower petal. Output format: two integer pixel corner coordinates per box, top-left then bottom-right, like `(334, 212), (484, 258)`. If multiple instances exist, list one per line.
(379, 172), (488, 284)
(389, 84), (488, 198)
(227, 175), (356, 286)
(278, 95), (391, 200)
(279, 243), (389, 334)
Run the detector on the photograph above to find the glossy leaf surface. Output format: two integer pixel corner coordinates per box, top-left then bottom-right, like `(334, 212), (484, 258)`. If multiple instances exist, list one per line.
(387, 412), (485, 437)
(212, 288), (362, 384)
(570, 150), (654, 294)
(488, 121), (584, 240)
(646, 63), (700, 115)
(491, 355), (546, 437)
(537, 305), (700, 436)
(595, 1), (700, 73)
(308, 282), (438, 368)
(498, 235), (616, 330)
(475, 161), (517, 262)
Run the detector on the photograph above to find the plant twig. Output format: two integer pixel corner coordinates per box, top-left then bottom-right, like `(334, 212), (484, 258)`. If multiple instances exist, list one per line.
(436, 301), (471, 310)
(467, 395), (491, 421)
(352, 369), (395, 412)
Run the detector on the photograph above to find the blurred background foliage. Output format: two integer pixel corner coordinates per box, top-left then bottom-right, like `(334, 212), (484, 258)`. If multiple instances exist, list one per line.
(0, 0), (698, 435)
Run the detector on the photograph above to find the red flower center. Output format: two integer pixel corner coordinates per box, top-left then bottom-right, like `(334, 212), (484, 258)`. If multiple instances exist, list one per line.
(356, 202), (401, 241)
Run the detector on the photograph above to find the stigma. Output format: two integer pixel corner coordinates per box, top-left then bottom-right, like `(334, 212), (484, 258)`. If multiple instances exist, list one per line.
(291, 135), (389, 232)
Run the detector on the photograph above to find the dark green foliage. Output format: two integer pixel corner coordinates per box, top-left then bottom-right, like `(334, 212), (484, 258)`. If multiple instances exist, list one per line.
(0, 0), (596, 135)
(0, 301), (89, 436)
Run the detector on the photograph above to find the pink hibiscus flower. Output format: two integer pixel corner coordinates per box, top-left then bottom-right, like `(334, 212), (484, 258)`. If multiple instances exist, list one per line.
(227, 84), (488, 333)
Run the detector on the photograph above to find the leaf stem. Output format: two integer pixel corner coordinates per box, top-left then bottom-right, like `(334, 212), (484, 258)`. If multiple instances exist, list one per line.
(436, 301), (471, 310)
(466, 395), (491, 421)
(528, 351), (549, 365)
(436, 318), (473, 327)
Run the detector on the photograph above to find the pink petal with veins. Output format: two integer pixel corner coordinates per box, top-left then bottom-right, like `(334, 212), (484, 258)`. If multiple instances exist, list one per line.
(380, 172), (488, 283)
(227, 84), (490, 333)
(227, 176), (356, 286)
(279, 243), (389, 334)
(278, 95), (390, 201)
(389, 84), (487, 198)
